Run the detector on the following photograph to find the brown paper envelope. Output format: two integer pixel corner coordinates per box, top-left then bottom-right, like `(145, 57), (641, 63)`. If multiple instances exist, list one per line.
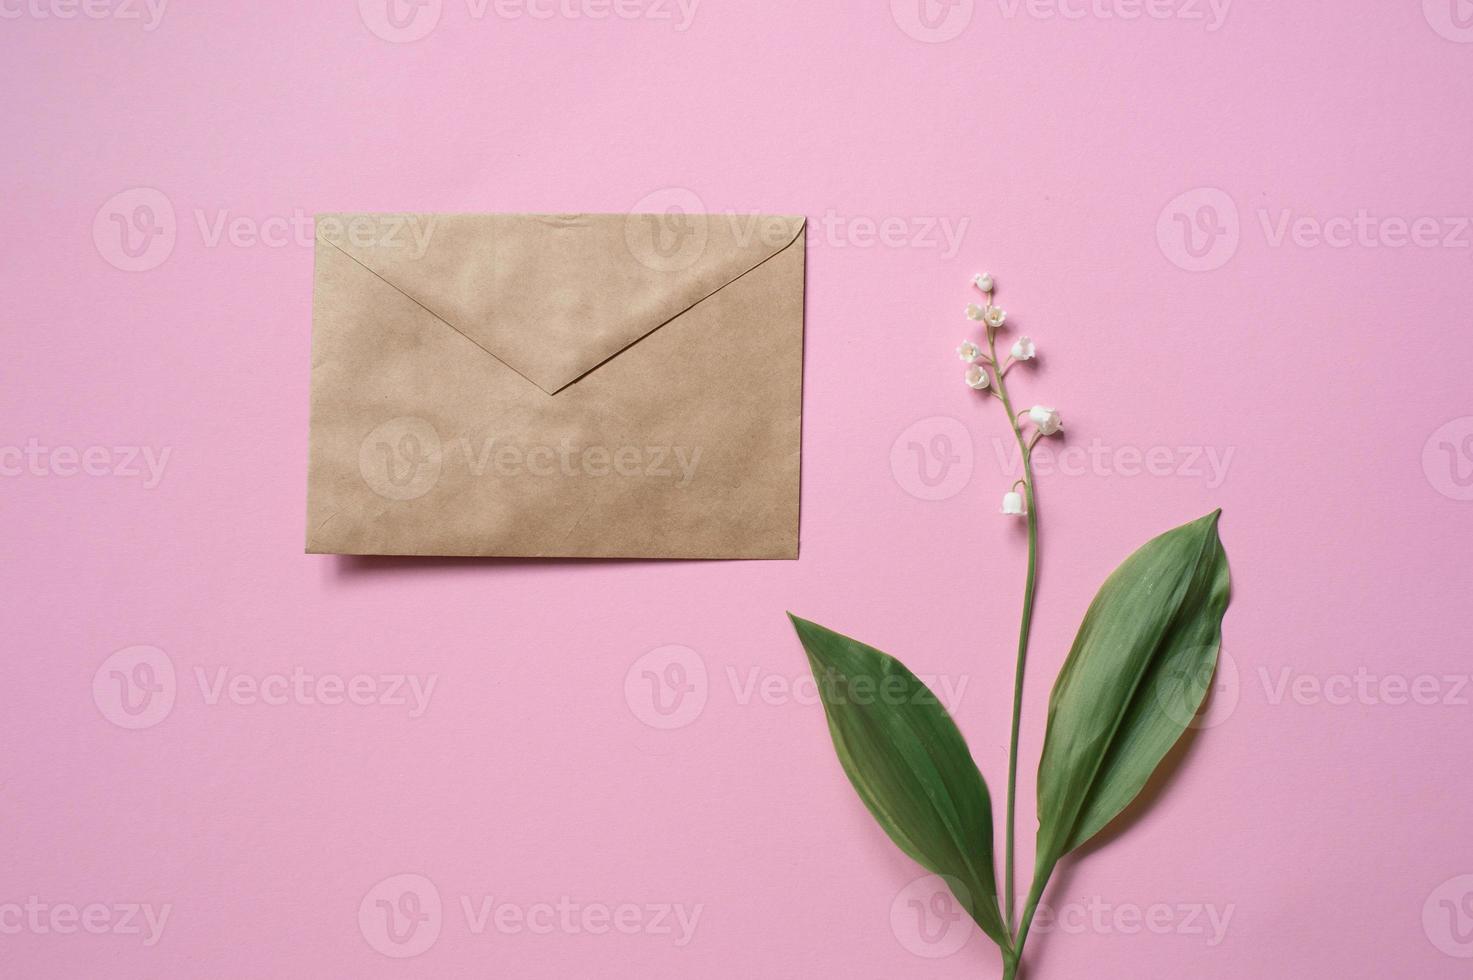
(306, 212), (805, 558)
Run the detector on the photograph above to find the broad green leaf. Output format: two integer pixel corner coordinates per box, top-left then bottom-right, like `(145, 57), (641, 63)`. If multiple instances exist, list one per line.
(1035, 510), (1232, 870)
(788, 614), (1008, 949)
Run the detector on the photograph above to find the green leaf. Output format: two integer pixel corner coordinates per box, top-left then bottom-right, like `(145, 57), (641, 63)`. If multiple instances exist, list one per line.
(1034, 510), (1232, 871)
(788, 613), (1009, 949)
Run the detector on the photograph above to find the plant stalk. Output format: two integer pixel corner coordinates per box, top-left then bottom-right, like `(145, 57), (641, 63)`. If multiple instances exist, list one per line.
(984, 314), (1041, 951)
(1009, 867), (1054, 979)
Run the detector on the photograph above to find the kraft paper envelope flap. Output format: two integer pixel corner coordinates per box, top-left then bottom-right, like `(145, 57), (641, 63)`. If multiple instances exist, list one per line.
(306, 212), (805, 559)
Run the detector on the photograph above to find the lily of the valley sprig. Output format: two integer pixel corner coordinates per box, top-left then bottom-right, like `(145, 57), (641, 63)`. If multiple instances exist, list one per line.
(958, 274), (1060, 520)
(958, 272), (1053, 950)
(787, 271), (1233, 979)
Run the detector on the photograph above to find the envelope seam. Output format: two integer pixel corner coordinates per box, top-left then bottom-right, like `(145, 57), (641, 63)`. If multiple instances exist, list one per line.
(316, 235), (550, 394)
(549, 217), (809, 394)
(318, 218), (806, 397)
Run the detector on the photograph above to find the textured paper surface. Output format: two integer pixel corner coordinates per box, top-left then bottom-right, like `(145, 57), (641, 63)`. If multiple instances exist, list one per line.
(306, 213), (806, 558)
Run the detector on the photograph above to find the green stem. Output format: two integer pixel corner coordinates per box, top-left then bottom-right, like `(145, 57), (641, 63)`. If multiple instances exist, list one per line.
(1011, 866), (1055, 977)
(984, 316), (1041, 945)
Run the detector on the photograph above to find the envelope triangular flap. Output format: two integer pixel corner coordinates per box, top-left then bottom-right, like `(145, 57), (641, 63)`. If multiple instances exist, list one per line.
(317, 213), (806, 395)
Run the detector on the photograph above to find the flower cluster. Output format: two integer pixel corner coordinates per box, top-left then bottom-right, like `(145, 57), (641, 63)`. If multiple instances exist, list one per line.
(955, 273), (1062, 516)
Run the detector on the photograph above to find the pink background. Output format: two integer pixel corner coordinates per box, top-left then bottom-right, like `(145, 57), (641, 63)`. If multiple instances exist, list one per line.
(5, 1), (1473, 976)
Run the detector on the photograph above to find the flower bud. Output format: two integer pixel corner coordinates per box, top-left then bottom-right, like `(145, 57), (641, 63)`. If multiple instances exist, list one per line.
(973, 273), (995, 293)
(1001, 491), (1025, 515)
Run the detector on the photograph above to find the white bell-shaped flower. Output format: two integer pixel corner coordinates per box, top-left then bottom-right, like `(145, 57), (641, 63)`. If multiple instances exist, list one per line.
(1001, 491), (1025, 515)
(966, 365), (991, 391)
(1010, 336), (1036, 361)
(1028, 406), (1063, 435)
